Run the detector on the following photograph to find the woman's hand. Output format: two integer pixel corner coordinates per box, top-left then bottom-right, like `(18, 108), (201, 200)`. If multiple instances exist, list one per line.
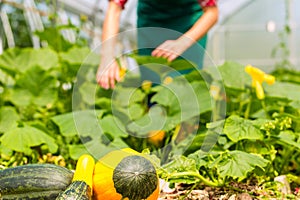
(152, 6), (218, 62)
(96, 59), (120, 89)
(151, 36), (194, 62)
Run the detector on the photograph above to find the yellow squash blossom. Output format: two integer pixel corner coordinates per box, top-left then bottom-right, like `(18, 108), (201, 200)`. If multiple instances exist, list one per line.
(245, 65), (275, 99)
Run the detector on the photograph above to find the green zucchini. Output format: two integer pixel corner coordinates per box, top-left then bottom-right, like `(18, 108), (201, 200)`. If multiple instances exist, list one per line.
(0, 164), (73, 199)
(55, 181), (92, 200)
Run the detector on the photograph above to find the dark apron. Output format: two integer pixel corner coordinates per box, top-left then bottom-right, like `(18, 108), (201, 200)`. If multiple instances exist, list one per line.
(136, 0), (207, 83)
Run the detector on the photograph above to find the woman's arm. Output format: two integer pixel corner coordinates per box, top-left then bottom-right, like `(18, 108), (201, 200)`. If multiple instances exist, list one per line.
(183, 6), (218, 44)
(152, 6), (219, 62)
(96, 1), (123, 89)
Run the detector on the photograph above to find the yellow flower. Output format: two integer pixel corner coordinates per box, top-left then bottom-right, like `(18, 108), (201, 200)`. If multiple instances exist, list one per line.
(116, 57), (127, 81)
(119, 66), (127, 81)
(163, 76), (173, 85)
(245, 65), (275, 99)
(141, 80), (152, 92)
(210, 84), (221, 100)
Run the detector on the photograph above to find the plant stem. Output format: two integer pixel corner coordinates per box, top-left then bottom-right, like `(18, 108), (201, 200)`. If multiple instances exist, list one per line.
(261, 100), (269, 118)
(278, 147), (294, 174)
(244, 97), (252, 119)
(179, 183), (198, 200)
(169, 171), (219, 187)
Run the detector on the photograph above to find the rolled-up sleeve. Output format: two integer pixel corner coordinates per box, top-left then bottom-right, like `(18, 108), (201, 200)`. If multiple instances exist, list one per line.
(198, 0), (217, 8)
(109, 0), (128, 9)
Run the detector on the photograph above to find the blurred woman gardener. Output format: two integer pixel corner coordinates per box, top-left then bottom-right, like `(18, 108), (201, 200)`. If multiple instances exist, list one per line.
(97, 0), (218, 89)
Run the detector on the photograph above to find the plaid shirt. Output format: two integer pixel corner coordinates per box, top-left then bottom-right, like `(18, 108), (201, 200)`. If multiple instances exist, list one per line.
(111, 0), (217, 9)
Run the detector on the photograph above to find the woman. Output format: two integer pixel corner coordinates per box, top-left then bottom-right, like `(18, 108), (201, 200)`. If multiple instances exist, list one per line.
(97, 0), (218, 89)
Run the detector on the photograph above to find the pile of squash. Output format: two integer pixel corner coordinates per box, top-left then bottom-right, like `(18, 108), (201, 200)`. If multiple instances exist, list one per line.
(0, 148), (160, 200)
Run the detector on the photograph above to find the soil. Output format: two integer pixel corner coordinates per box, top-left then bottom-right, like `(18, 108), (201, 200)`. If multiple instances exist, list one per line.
(158, 181), (300, 200)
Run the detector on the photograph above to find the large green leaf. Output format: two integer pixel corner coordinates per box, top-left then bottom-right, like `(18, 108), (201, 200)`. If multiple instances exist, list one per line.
(99, 115), (127, 138)
(51, 110), (105, 138)
(60, 46), (99, 66)
(68, 137), (129, 160)
(0, 106), (19, 133)
(0, 48), (58, 75)
(264, 82), (300, 102)
(223, 115), (264, 142)
(152, 80), (211, 119)
(170, 59), (198, 72)
(16, 66), (56, 96)
(35, 27), (74, 52)
(129, 54), (168, 66)
(207, 61), (251, 90)
(68, 144), (90, 160)
(0, 125), (58, 155)
(217, 150), (269, 179)
(130, 55), (198, 78)
(8, 66), (58, 106)
(113, 87), (146, 107)
(0, 48), (20, 77)
(128, 103), (145, 120)
(81, 137), (129, 160)
(127, 105), (168, 135)
(127, 80), (212, 134)
(79, 82), (98, 105)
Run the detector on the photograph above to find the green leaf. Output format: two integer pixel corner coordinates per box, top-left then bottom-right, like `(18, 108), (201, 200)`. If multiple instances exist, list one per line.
(290, 100), (300, 110)
(127, 105), (168, 135)
(8, 66), (58, 106)
(207, 61), (251, 90)
(95, 97), (112, 111)
(113, 87), (146, 107)
(278, 131), (300, 149)
(35, 27), (73, 52)
(129, 54), (168, 66)
(7, 89), (31, 107)
(68, 144), (90, 160)
(264, 82), (300, 102)
(16, 66), (56, 96)
(152, 80), (211, 119)
(68, 135), (129, 160)
(130, 55), (200, 79)
(160, 156), (200, 184)
(128, 103), (145, 120)
(99, 115), (127, 138)
(0, 48), (59, 74)
(0, 106), (19, 133)
(79, 82), (98, 105)
(0, 48), (21, 76)
(83, 137), (128, 160)
(51, 110), (105, 137)
(170, 59), (198, 72)
(0, 69), (15, 86)
(127, 80), (212, 134)
(60, 46), (99, 66)
(0, 125), (58, 155)
(223, 115), (264, 142)
(217, 150), (269, 179)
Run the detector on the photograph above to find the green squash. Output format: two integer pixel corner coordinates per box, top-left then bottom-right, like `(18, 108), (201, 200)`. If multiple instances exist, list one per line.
(0, 164), (73, 199)
(112, 155), (159, 200)
(55, 181), (92, 200)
